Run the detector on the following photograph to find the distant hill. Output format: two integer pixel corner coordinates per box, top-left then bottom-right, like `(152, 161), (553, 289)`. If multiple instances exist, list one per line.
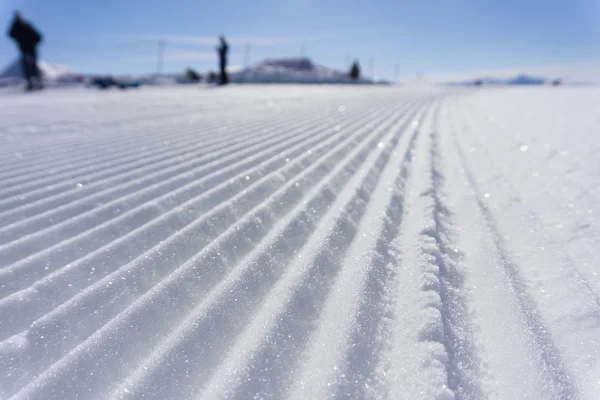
(0, 56), (384, 89)
(506, 74), (546, 85)
(0, 59), (77, 86)
(230, 57), (374, 84)
(137, 57), (379, 85)
(444, 74), (549, 86)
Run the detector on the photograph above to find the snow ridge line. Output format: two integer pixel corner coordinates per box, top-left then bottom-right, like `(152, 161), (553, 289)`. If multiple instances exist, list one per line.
(0, 108), (261, 185)
(0, 102), (403, 347)
(427, 105), (484, 399)
(0, 104), (370, 272)
(0, 116), (352, 267)
(0, 97), (236, 153)
(0, 108), (302, 207)
(0, 92), (341, 149)
(0, 95), (350, 191)
(8, 101), (418, 400)
(0, 127), (323, 272)
(0, 110), (258, 193)
(0, 96), (302, 166)
(0, 92), (379, 161)
(195, 101), (431, 400)
(449, 111), (578, 399)
(0, 103), (387, 302)
(0, 104), (334, 226)
(286, 100), (427, 400)
(453, 98), (600, 308)
(0, 115), (364, 340)
(0, 99), (346, 199)
(0, 111), (219, 165)
(335, 106), (425, 400)
(383, 100), (482, 400)
(114, 104), (429, 400)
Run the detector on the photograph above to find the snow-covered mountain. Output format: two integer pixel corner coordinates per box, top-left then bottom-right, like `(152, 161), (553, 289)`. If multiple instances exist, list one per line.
(0, 59), (77, 86)
(230, 57), (373, 84)
(444, 74), (549, 86)
(0, 56), (385, 91)
(131, 58), (378, 86)
(505, 74), (547, 85)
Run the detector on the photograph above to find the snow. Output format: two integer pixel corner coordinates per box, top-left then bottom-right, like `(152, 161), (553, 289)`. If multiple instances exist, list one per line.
(229, 57), (373, 84)
(0, 59), (76, 86)
(0, 85), (599, 399)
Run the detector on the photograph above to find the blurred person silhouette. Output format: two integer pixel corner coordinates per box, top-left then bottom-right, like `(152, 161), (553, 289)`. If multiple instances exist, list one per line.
(349, 60), (360, 80)
(217, 36), (229, 85)
(7, 11), (43, 91)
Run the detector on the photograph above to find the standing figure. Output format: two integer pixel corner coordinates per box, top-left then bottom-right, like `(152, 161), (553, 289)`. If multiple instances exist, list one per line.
(217, 36), (229, 85)
(7, 11), (43, 91)
(349, 60), (360, 80)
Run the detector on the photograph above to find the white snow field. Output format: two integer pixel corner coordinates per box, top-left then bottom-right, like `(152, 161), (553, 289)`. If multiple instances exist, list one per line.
(0, 85), (599, 400)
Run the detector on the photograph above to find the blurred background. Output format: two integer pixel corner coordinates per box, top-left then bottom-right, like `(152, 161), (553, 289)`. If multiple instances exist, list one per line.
(0, 0), (599, 83)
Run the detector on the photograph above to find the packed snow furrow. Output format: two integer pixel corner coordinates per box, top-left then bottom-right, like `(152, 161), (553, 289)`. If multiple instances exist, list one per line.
(7, 100), (414, 400)
(287, 103), (427, 400)
(449, 105), (597, 397)
(3, 86), (596, 399)
(433, 100), (570, 398)
(113, 105), (427, 400)
(0, 92), (251, 138)
(0, 91), (335, 145)
(196, 101), (432, 400)
(6, 101), (418, 399)
(0, 106), (328, 224)
(0, 97), (228, 149)
(453, 99), (600, 305)
(0, 104), (389, 305)
(0, 94), (338, 189)
(427, 108), (485, 399)
(0, 101), (397, 343)
(0, 98), (339, 199)
(0, 107), (356, 270)
(0, 112), (246, 192)
(381, 103), (454, 399)
(0, 97), (288, 170)
(0, 110), (293, 209)
(380, 100), (483, 400)
(0, 111), (343, 253)
(451, 135), (577, 399)
(0, 109), (250, 183)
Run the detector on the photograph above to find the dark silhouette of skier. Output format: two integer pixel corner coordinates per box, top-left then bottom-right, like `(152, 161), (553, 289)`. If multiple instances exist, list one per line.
(7, 11), (43, 91)
(217, 36), (229, 85)
(349, 61), (360, 80)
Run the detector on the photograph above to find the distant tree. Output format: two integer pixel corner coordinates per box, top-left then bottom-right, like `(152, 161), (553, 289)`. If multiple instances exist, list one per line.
(551, 78), (562, 86)
(186, 68), (201, 82)
(474, 79), (483, 86)
(349, 61), (360, 80)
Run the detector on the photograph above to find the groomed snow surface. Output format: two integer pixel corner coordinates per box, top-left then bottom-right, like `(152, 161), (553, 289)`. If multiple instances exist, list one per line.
(0, 85), (599, 400)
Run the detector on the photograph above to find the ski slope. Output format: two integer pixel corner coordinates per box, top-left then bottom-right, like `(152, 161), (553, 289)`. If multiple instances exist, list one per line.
(0, 85), (599, 399)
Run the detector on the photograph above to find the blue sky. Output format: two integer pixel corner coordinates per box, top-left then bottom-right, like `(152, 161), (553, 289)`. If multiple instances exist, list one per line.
(1, 0), (599, 80)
